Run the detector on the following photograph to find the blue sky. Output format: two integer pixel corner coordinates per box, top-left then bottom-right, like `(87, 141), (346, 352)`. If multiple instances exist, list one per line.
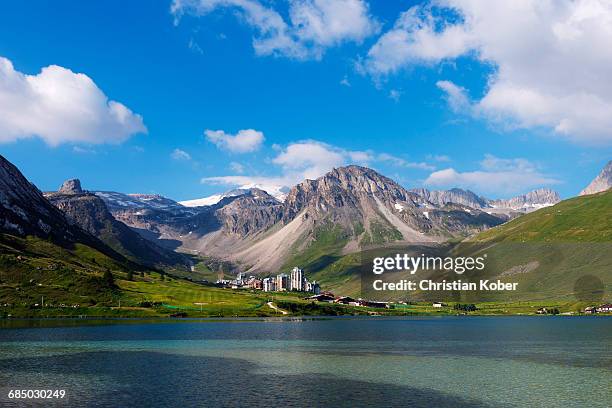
(1, 0), (610, 200)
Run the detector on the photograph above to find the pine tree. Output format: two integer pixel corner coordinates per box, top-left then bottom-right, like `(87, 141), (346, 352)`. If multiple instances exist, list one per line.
(103, 269), (115, 288)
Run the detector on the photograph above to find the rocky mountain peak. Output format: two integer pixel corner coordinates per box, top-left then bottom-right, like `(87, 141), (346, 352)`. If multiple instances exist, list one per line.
(217, 188), (279, 208)
(288, 165), (413, 202)
(328, 165), (402, 194)
(210, 188), (283, 237)
(523, 188), (561, 203)
(489, 188), (560, 210)
(283, 165), (417, 221)
(410, 188), (488, 209)
(59, 179), (83, 194)
(580, 160), (612, 196)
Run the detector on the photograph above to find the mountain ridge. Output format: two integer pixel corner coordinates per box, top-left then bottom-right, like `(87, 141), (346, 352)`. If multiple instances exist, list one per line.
(45, 180), (189, 269)
(580, 160), (612, 196)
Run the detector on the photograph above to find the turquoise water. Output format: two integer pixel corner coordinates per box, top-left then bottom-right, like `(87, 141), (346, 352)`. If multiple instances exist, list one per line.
(0, 316), (610, 407)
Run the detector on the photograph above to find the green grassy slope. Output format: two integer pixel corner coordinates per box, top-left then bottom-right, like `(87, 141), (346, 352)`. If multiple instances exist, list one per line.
(0, 233), (261, 316)
(0, 233), (132, 307)
(0, 233), (354, 318)
(473, 190), (612, 242)
(454, 190), (612, 303)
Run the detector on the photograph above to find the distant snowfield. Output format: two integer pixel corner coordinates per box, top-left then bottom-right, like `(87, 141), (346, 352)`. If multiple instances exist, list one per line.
(179, 195), (223, 207)
(180, 186), (288, 207)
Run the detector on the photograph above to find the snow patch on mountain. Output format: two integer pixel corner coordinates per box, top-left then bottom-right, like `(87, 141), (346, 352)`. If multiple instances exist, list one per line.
(180, 186), (288, 207)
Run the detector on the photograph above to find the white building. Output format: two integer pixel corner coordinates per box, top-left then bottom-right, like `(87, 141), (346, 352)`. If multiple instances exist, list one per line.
(236, 272), (245, 285)
(263, 277), (276, 292)
(305, 280), (320, 294)
(290, 267), (304, 291)
(596, 304), (612, 313)
(276, 273), (289, 291)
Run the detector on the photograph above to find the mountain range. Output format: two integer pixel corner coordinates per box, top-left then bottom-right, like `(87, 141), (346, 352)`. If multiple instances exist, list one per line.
(93, 166), (516, 274)
(1, 153), (610, 297)
(409, 187), (560, 214)
(91, 166), (564, 274)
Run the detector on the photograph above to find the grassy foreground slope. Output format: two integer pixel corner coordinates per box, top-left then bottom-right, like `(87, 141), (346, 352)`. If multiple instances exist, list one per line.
(457, 190), (612, 303)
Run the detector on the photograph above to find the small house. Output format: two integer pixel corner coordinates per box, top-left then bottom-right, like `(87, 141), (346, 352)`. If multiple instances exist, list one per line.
(305, 294), (335, 303)
(359, 300), (389, 308)
(334, 296), (356, 304)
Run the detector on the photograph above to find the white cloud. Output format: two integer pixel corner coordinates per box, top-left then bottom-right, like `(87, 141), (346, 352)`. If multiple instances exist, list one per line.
(201, 141), (350, 197)
(377, 153), (435, 171)
(427, 154), (451, 162)
(0, 57), (146, 146)
(171, 0), (379, 60)
(72, 146), (96, 154)
(360, 5), (475, 75)
(171, 148), (192, 160)
(188, 37), (204, 54)
(363, 0), (612, 144)
(340, 76), (351, 87)
(425, 154), (559, 196)
(230, 161), (245, 173)
(202, 139), (436, 197)
(388, 89), (402, 102)
(272, 141), (346, 180)
(436, 80), (470, 113)
(347, 150), (372, 163)
(290, 0), (379, 47)
(205, 128), (265, 153)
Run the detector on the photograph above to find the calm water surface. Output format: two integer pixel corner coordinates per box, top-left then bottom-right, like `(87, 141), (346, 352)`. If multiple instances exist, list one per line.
(0, 316), (610, 407)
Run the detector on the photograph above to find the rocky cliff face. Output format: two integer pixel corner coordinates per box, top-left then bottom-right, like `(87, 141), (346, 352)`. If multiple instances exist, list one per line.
(580, 160), (612, 196)
(215, 189), (283, 236)
(100, 188), (281, 240)
(46, 180), (188, 268)
(0, 154), (61, 238)
(284, 166), (423, 214)
(58, 179), (83, 194)
(0, 155), (128, 263)
(488, 188), (561, 210)
(410, 188), (488, 209)
(282, 166), (431, 236)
